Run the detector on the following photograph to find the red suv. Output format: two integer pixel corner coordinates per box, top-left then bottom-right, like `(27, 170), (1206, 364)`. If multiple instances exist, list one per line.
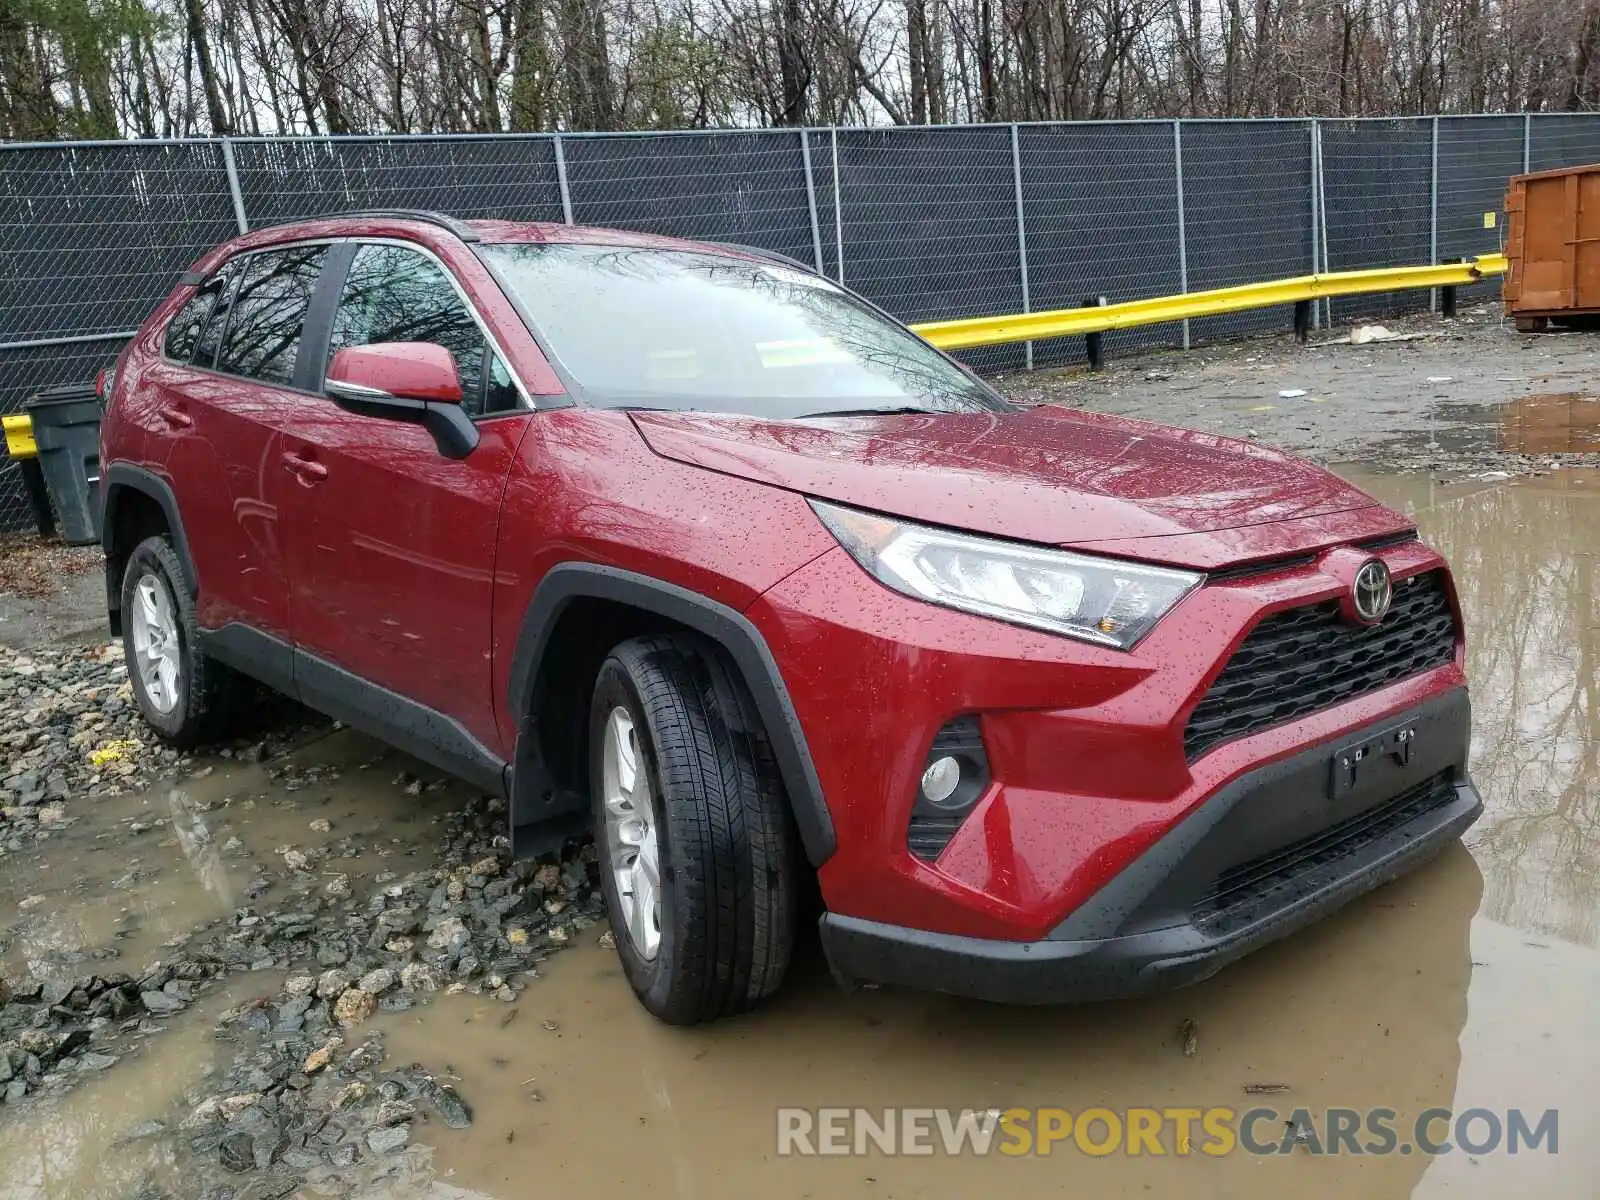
(99, 211), (1481, 1024)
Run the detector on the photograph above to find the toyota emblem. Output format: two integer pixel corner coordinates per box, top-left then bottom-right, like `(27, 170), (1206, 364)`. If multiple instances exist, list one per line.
(1352, 559), (1392, 624)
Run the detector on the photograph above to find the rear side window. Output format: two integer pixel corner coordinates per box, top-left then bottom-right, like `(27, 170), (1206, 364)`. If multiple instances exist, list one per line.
(194, 263), (241, 368)
(328, 244), (498, 415)
(214, 246), (327, 385)
(164, 267), (232, 362)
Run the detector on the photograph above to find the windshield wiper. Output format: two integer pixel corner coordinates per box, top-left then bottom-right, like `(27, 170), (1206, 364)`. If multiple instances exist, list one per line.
(794, 405), (934, 419)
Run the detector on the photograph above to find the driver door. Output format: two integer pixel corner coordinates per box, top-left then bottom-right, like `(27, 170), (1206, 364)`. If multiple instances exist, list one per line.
(280, 240), (531, 756)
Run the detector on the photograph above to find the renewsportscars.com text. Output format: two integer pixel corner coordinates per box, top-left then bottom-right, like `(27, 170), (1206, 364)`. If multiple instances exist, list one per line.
(775, 1106), (1558, 1158)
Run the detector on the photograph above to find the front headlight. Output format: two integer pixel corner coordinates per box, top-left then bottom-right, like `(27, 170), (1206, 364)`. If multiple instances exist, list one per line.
(810, 499), (1202, 650)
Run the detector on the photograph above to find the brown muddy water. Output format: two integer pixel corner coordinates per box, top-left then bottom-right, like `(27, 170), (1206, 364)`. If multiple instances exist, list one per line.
(5, 469), (1600, 1199)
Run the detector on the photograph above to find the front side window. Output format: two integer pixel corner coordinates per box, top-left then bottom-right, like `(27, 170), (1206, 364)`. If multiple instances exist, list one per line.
(164, 265), (233, 362)
(214, 246), (327, 384)
(329, 244), (516, 417)
(477, 243), (1009, 419)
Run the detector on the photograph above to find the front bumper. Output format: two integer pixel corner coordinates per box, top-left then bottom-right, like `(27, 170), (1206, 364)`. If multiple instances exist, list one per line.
(819, 689), (1482, 1004)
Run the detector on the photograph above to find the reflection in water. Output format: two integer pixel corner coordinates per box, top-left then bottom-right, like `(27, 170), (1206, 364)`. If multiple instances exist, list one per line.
(389, 849), (1481, 1200)
(1350, 469), (1600, 949)
(1498, 393), (1600, 454)
(168, 788), (234, 909)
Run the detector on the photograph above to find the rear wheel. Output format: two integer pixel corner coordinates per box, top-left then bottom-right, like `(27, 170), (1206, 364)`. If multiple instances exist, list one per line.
(589, 633), (798, 1024)
(120, 535), (245, 747)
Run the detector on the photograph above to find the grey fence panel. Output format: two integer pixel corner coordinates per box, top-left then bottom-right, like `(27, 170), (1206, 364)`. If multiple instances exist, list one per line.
(834, 126), (1026, 372)
(0, 141), (237, 342)
(1529, 116), (1600, 172)
(1438, 116), (1521, 304)
(1184, 121), (1313, 345)
(230, 136), (566, 226)
(1019, 122), (1183, 366)
(1320, 119), (1433, 323)
(5, 115), (1600, 532)
(562, 131), (815, 266)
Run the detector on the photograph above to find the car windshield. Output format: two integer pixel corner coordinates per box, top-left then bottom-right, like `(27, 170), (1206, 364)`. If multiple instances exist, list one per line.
(478, 242), (1011, 418)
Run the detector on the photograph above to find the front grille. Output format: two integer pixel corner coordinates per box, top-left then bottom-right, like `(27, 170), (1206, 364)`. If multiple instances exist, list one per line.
(1192, 770), (1457, 935)
(1184, 569), (1457, 761)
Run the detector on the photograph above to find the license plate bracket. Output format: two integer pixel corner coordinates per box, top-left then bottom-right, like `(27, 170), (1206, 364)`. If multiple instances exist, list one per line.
(1328, 722), (1417, 798)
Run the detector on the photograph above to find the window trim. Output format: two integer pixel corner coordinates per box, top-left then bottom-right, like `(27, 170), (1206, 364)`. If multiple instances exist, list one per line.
(159, 235), (534, 419)
(162, 238), (338, 399)
(209, 242), (332, 389)
(327, 237), (534, 420)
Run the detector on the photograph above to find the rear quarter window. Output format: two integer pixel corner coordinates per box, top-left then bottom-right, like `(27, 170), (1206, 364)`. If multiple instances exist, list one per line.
(163, 265), (233, 362)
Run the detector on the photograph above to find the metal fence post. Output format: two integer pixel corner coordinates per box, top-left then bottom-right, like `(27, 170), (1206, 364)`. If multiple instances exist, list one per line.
(799, 129), (825, 275)
(1009, 123), (1034, 370)
(1173, 119), (1190, 350)
(1309, 119), (1320, 331)
(1429, 115), (1440, 311)
(830, 128), (844, 284)
(553, 134), (574, 224)
(220, 137), (249, 233)
(1314, 119), (1332, 328)
(1523, 113), (1532, 174)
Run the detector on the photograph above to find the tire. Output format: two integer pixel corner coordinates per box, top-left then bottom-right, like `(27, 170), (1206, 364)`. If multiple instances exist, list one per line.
(589, 633), (799, 1024)
(120, 535), (245, 748)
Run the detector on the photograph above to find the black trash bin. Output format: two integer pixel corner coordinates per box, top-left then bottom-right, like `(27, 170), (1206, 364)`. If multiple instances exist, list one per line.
(26, 383), (104, 546)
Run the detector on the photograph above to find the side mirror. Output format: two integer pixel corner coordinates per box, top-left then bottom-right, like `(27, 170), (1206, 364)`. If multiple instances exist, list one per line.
(325, 342), (477, 459)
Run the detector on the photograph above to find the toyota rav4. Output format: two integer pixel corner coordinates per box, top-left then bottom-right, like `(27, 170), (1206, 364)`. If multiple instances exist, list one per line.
(98, 210), (1482, 1024)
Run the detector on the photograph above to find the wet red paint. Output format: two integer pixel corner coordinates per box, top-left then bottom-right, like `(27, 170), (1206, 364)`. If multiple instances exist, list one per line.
(105, 214), (1466, 946)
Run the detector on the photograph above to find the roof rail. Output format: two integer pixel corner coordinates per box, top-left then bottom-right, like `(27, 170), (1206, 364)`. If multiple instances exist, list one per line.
(266, 209), (482, 242)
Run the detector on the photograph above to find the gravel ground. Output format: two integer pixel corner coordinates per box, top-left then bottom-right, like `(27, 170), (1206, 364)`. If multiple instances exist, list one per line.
(0, 635), (604, 1197)
(995, 309), (1600, 479)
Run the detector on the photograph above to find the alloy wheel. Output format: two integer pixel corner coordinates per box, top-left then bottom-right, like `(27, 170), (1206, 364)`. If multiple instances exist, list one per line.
(601, 705), (662, 959)
(129, 570), (181, 715)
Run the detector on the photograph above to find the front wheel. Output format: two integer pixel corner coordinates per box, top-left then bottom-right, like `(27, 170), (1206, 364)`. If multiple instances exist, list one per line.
(589, 634), (798, 1024)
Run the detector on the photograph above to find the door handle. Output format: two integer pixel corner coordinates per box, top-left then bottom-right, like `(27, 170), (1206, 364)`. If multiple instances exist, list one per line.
(159, 406), (192, 429)
(280, 451), (328, 482)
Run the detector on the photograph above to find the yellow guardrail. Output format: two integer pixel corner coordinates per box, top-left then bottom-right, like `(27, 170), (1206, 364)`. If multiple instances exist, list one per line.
(910, 253), (1508, 351)
(3, 414), (36, 459)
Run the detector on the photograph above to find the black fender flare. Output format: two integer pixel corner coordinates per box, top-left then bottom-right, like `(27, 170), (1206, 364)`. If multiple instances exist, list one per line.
(506, 562), (836, 866)
(102, 464), (198, 629)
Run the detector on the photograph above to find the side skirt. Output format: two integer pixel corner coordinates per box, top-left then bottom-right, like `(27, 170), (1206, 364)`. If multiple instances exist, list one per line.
(198, 623), (509, 799)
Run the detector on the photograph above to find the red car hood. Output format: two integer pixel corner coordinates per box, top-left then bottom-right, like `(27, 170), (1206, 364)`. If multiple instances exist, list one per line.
(631, 407), (1412, 571)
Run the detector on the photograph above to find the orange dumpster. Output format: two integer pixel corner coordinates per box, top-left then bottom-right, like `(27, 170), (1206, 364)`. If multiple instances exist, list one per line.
(1505, 163), (1600, 331)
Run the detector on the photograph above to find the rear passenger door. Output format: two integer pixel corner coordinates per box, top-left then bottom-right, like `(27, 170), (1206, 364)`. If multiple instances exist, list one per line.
(158, 245), (327, 646)
(278, 241), (530, 757)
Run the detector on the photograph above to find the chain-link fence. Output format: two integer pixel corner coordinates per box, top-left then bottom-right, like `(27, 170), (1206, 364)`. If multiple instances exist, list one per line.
(3, 114), (1598, 530)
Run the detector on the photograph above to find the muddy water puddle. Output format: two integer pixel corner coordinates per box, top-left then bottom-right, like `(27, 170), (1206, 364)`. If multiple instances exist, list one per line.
(0, 980), (269, 1200)
(1380, 392), (1600, 464)
(1, 728), (458, 983)
(7, 472), (1600, 1199)
(387, 855), (1485, 1199)
(371, 468), (1600, 1200)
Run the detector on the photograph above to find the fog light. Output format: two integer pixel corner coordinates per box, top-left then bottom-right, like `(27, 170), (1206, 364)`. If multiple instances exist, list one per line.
(920, 755), (962, 806)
